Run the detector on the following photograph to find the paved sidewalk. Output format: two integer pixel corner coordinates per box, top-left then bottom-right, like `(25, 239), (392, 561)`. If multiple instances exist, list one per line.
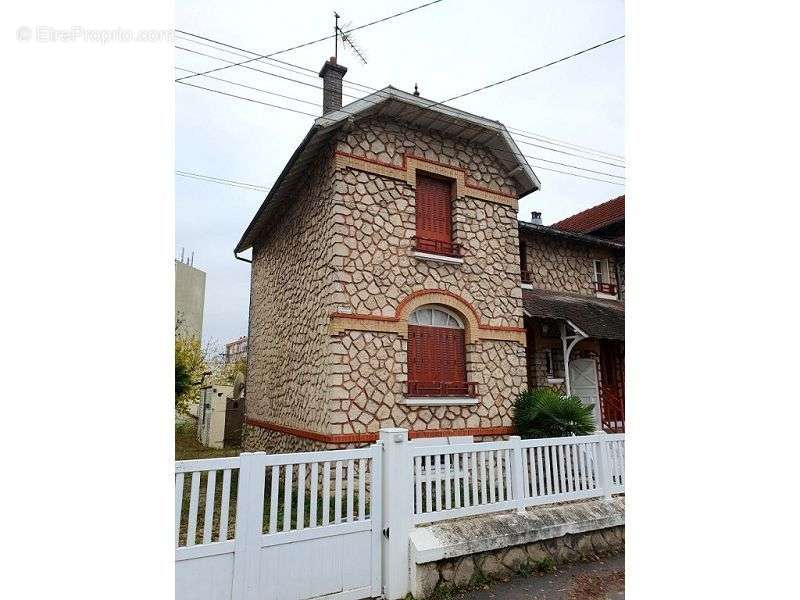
(454, 553), (624, 600)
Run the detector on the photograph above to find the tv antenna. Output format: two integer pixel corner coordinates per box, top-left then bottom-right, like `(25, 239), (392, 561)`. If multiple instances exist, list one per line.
(334, 11), (368, 65)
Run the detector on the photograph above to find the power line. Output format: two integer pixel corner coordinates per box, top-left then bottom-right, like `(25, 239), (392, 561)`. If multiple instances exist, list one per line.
(176, 170), (271, 192)
(508, 127), (624, 161)
(174, 32), (378, 96)
(515, 138), (624, 168)
(527, 164), (624, 186)
(176, 76), (624, 181)
(175, 30), (624, 161)
(175, 36), (625, 185)
(525, 155), (623, 179)
(175, 80), (319, 117)
(175, 45), (361, 99)
(441, 35), (625, 104)
(176, 77), (628, 187)
(175, 45), (624, 169)
(175, 66), (320, 107)
(175, 0), (446, 82)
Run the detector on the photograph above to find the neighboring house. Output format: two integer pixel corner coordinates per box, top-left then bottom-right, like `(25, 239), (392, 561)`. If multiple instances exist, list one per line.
(235, 57), (623, 452)
(553, 194), (625, 242)
(552, 195), (625, 300)
(224, 336), (248, 364)
(519, 210), (625, 433)
(175, 255), (206, 340)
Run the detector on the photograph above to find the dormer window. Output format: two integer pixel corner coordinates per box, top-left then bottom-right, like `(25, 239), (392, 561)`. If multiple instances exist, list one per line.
(593, 259), (618, 296)
(413, 172), (461, 258)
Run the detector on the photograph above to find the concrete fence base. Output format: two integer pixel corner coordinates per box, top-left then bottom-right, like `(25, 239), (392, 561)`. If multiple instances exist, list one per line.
(409, 497), (625, 599)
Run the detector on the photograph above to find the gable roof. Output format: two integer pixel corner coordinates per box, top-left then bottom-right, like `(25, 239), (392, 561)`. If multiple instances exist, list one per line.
(235, 86), (540, 253)
(552, 195), (625, 234)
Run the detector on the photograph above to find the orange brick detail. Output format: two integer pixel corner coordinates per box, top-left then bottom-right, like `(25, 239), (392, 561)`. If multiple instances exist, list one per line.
(245, 417), (516, 443)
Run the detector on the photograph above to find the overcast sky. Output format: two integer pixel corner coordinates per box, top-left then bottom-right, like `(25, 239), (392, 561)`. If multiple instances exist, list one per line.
(175, 0), (624, 350)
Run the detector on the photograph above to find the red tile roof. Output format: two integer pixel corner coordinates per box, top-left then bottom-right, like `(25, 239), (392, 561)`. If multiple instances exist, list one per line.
(552, 195), (625, 234)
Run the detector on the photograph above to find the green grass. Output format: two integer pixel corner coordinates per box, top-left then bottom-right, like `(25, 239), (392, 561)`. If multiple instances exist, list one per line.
(175, 419), (240, 461)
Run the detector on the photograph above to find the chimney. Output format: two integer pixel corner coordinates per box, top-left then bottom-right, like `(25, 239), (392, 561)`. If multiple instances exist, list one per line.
(531, 211), (542, 225)
(318, 56), (348, 114)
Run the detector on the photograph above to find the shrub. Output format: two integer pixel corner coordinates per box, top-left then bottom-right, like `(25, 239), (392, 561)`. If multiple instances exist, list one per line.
(513, 388), (596, 438)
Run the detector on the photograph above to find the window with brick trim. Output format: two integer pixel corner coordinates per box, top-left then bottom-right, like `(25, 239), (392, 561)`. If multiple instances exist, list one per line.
(407, 306), (474, 397)
(414, 172), (458, 257)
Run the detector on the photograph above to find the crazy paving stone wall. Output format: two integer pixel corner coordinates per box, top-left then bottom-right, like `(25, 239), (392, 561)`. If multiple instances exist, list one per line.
(243, 145), (339, 451)
(520, 231), (623, 298)
(415, 526), (624, 598)
(327, 116), (526, 435)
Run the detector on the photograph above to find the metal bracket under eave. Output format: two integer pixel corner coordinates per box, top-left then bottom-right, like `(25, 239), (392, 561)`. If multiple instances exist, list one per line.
(561, 320), (588, 396)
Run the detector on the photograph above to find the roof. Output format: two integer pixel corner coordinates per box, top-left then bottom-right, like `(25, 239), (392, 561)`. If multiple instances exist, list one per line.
(519, 221), (624, 250)
(235, 86), (540, 253)
(552, 195), (625, 234)
(522, 287), (624, 340)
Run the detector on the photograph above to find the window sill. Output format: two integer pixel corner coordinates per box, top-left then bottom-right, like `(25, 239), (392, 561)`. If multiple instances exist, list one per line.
(595, 292), (619, 300)
(411, 250), (464, 265)
(400, 396), (480, 406)
(546, 377), (565, 385)
(521, 282), (533, 290)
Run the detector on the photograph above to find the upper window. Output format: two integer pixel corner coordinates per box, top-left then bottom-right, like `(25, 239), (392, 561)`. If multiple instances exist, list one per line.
(520, 241), (531, 283)
(414, 173), (460, 257)
(407, 305), (475, 397)
(593, 259), (617, 295)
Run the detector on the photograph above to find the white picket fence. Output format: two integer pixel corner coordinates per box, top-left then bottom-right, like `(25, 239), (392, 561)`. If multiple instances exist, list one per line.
(410, 433), (625, 524)
(175, 431), (624, 600)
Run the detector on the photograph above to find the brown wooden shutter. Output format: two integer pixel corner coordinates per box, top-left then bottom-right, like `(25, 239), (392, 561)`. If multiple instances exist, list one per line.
(415, 174), (453, 244)
(408, 325), (467, 395)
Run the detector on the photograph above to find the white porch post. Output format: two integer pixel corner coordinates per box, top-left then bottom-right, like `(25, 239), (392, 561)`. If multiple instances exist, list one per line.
(379, 428), (412, 600)
(560, 321), (588, 396)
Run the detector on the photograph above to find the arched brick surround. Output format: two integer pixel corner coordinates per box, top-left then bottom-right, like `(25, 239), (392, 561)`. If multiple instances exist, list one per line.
(329, 289), (525, 344)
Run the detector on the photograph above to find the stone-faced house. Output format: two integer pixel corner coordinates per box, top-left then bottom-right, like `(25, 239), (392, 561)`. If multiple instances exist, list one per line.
(235, 58), (624, 452)
(519, 210), (625, 434)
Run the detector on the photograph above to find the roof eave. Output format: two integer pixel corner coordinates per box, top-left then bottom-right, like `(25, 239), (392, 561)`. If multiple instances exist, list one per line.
(234, 124), (323, 254)
(316, 87), (540, 196)
(519, 221), (624, 250)
(235, 87), (541, 252)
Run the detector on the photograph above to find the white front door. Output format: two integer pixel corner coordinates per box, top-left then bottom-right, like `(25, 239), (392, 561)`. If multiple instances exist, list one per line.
(569, 358), (602, 429)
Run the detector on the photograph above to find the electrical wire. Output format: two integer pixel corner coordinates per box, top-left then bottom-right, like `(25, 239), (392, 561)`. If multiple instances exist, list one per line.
(441, 35), (625, 105)
(175, 66), (320, 107)
(175, 29), (624, 162)
(175, 0), (446, 82)
(177, 74), (626, 179)
(176, 170), (271, 192)
(175, 81), (319, 117)
(175, 34), (626, 185)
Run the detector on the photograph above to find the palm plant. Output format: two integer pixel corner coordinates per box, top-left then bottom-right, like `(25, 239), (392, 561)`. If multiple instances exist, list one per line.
(513, 387), (597, 438)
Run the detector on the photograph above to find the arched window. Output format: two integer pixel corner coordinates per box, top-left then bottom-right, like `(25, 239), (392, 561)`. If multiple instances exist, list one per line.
(407, 305), (474, 397)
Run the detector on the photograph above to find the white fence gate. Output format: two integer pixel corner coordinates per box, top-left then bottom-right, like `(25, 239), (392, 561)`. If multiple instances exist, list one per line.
(175, 445), (382, 600)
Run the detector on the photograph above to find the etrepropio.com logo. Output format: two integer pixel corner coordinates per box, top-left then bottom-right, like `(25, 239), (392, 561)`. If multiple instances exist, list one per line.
(16, 25), (173, 44)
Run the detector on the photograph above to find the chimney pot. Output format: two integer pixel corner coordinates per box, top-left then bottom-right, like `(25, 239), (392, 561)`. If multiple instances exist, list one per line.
(319, 58), (348, 114)
(531, 211), (542, 225)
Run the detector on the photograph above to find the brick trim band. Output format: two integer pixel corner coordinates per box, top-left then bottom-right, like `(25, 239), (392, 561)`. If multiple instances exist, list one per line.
(334, 151), (519, 209)
(245, 417), (515, 443)
(329, 288), (526, 344)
